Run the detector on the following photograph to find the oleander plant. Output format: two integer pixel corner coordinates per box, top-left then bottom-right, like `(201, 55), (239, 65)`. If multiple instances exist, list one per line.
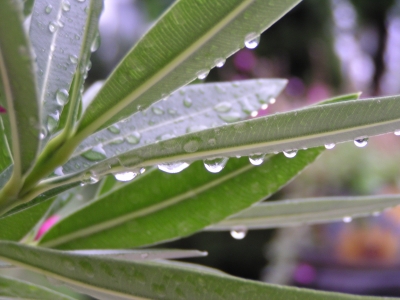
(1, 0), (400, 299)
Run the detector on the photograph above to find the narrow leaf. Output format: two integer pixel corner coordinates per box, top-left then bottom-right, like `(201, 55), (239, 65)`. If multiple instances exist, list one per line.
(39, 150), (323, 249)
(0, 275), (77, 300)
(0, 241), (388, 300)
(207, 195), (400, 230)
(62, 79), (286, 175)
(75, 0), (300, 140)
(0, 0), (40, 176)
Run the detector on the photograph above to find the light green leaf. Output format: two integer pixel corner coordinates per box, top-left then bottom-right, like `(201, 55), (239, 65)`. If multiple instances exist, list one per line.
(0, 0), (40, 178)
(61, 79), (286, 175)
(29, 0), (97, 140)
(39, 150), (323, 249)
(74, 0), (300, 141)
(0, 274), (77, 300)
(0, 118), (12, 176)
(0, 197), (54, 241)
(0, 241), (389, 300)
(208, 195), (400, 230)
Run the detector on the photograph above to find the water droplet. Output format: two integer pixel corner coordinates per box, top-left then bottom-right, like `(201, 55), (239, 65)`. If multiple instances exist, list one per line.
(230, 226), (248, 240)
(196, 69), (209, 80)
(69, 54), (78, 64)
(56, 88), (69, 105)
(354, 137), (368, 148)
(158, 162), (190, 173)
(219, 112), (242, 123)
(54, 166), (64, 176)
(269, 98), (276, 104)
(45, 4), (52, 14)
(250, 111), (258, 117)
(214, 102), (232, 113)
(283, 149), (297, 158)
(47, 115), (58, 133)
(80, 171), (99, 186)
(114, 171), (137, 182)
(394, 129), (400, 136)
(39, 127), (47, 140)
(343, 216), (352, 223)
(183, 97), (192, 107)
(62, 0), (71, 11)
(249, 153), (265, 166)
(126, 132), (141, 144)
(140, 168), (146, 174)
(82, 145), (106, 161)
(167, 109), (177, 115)
(186, 125), (207, 133)
(324, 143), (335, 150)
(203, 157), (228, 173)
(91, 33), (100, 52)
(244, 32), (260, 49)
(48, 22), (58, 34)
(152, 106), (164, 115)
(372, 211), (381, 217)
(261, 103), (268, 110)
(183, 140), (199, 153)
(215, 58), (226, 68)
(107, 125), (120, 134)
(86, 60), (92, 71)
(76, 0), (85, 2)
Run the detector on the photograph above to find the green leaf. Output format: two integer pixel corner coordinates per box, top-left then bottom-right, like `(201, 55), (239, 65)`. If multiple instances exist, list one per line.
(0, 241), (389, 300)
(0, 274), (77, 300)
(0, 0), (40, 177)
(0, 197), (54, 241)
(39, 150), (323, 249)
(0, 118), (12, 176)
(208, 195), (400, 230)
(61, 79), (286, 175)
(29, 0), (98, 140)
(74, 0), (301, 141)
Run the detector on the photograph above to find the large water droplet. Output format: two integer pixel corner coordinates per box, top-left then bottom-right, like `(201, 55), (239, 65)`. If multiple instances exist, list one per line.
(114, 171), (137, 182)
(249, 153), (266, 166)
(62, 0), (71, 11)
(283, 149), (297, 158)
(269, 98), (276, 104)
(39, 127), (47, 140)
(107, 125), (120, 134)
(186, 125), (207, 133)
(69, 54), (78, 64)
(214, 102), (232, 113)
(45, 4), (53, 14)
(324, 143), (335, 150)
(80, 171), (99, 186)
(56, 88), (69, 105)
(48, 21), (57, 33)
(90, 33), (101, 52)
(394, 129), (400, 136)
(230, 226), (248, 240)
(82, 145), (106, 161)
(152, 106), (164, 115)
(47, 115), (58, 133)
(244, 33), (260, 49)
(126, 132), (141, 144)
(183, 140), (199, 153)
(54, 166), (64, 176)
(183, 97), (192, 107)
(354, 137), (368, 148)
(196, 69), (209, 80)
(343, 216), (352, 223)
(219, 112), (242, 123)
(215, 58), (226, 68)
(158, 162), (190, 173)
(203, 157), (228, 173)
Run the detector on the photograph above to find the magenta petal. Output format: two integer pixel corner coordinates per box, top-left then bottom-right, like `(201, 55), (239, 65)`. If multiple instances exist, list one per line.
(35, 215), (60, 240)
(0, 106), (6, 113)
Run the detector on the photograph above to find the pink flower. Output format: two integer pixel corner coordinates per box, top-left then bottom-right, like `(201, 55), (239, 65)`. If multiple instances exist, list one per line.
(0, 106), (6, 113)
(35, 215), (59, 240)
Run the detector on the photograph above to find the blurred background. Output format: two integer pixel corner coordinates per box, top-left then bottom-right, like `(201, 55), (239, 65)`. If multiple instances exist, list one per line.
(8, 0), (400, 298)
(90, 0), (400, 297)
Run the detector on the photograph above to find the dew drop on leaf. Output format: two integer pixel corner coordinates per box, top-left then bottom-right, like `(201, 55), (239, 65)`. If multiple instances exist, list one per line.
(183, 140), (199, 153)
(82, 146), (106, 161)
(152, 106), (164, 115)
(114, 171), (137, 182)
(45, 4), (52, 14)
(62, 0), (71, 11)
(283, 149), (297, 158)
(249, 153), (265, 166)
(230, 226), (248, 240)
(39, 127), (47, 140)
(183, 97), (192, 108)
(394, 129), (400, 136)
(107, 125), (120, 134)
(324, 143), (335, 150)
(354, 137), (368, 148)
(158, 162), (190, 174)
(126, 132), (141, 144)
(269, 97), (276, 104)
(196, 69), (209, 80)
(80, 171), (99, 186)
(343, 216), (352, 223)
(203, 157), (228, 173)
(219, 112), (241, 123)
(90, 33), (101, 52)
(213, 101), (232, 113)
(56, 88), (69, 105)
(244, 32), (260, 49)
(69, 54), (78, 64)
(48, 22), (57, 33)
(215, 58), (226, 68)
